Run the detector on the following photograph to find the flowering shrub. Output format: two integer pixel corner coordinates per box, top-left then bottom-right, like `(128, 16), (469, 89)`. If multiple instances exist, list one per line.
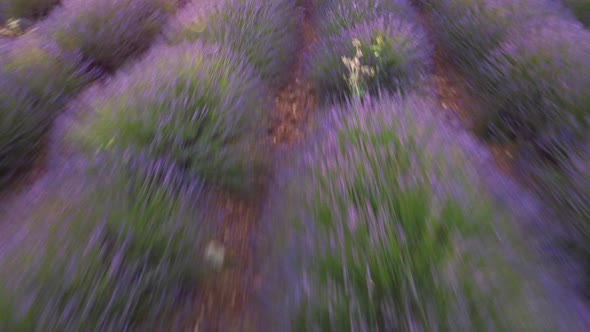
(564, 0), (590, 26)
(431, 0), (566, 71)
(308, 16), (431, 103)
(44, 0), (175, 71)
(75, 41), (270, 194)
(0, 77), (47, 185)
(474, 18), (590, 160)
(200, 0), (302, 86)
(0, 0), (59, 22)
(263, 94), (541, 330)
(162, 0), (219, 45)
(0, 36), (92, 185)
(314, 0), (416, 37)
(1, 35), (94, 105)
(0, 158), (207, 330)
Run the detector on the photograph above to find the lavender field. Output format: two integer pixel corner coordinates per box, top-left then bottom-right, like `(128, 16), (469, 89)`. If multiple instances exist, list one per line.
(0, 0), (589, 331)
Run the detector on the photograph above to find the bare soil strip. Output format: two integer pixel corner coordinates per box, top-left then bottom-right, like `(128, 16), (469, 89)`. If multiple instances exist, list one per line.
(193, 3), (317, 331)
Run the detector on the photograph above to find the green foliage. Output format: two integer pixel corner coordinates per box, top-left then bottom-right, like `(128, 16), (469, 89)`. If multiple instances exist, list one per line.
(309, 17), (431, 104)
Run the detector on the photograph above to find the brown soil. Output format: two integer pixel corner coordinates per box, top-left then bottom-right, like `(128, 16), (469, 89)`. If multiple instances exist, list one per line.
(192, 3), (317, 331)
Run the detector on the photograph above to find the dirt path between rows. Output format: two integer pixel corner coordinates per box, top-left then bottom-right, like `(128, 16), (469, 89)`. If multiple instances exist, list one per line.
(417, 6), (590, 330)
(192, 2), (317, 331)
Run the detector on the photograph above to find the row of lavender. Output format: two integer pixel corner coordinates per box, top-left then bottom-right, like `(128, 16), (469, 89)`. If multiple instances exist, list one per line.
(563, 0), (589, 26)
(1, 0), (178, 186)
(426, 0), (590, 283)
(0, 0), (60, 24)
(261, 0), (558, 330)
(0, 0), (301, 330)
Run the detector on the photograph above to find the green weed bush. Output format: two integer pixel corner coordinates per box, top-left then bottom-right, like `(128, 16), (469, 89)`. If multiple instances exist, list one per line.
(308, 16), (431, 103)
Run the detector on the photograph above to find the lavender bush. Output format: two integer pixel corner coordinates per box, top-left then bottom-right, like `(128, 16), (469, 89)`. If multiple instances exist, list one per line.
(0, 37), (92, 185)
(474, 18), (590, 161)
(308, 16), (431, 103)
(431, 0), (567, 72)
(162, 0), (220, 45)
(564, 0), (590, 26)
(0, 0), (59, 22)
(263, 94), (542, 331)
(528, 143), (590, 271)
(75, 41), (270, 194)
(313, 0), (416, 37)
(44, 0), (175, 71)
(199, 0), (303, 86)
(0, 157), (207, 330)
(0, 77), (47, 185)
(1, 35), (94, 105)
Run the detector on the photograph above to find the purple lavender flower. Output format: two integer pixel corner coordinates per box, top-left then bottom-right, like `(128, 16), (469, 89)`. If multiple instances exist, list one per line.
(314, 0), (417, 37)
(1, 34), (95, 105)
(432, 0), (569, 71)
(5, 156), (208, 330)
(76, 41), (271, 194)
(0, 75), (47, 185)
(261, 93), (538, 330)
(0, 35), (94, 185)
(475, 17), (590, 160)
(563, 0), (590, 26)
(42, 0), (176, 71)
(200, 0), (303, 86)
